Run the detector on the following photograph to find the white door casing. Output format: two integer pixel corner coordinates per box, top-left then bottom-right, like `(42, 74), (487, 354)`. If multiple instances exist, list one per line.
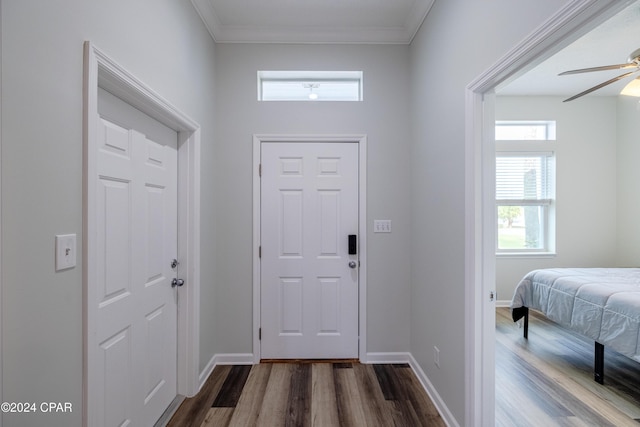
(260, 142), (359, 359)
(464, 2), (633, 425)
(84, 42), (201, 426)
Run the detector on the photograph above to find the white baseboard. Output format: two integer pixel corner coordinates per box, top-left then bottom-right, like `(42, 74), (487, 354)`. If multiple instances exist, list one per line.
(496, 300), (511, 308)
(407, 354), (459, 427)
(366, 352), (457, 426)
(198, 353), (255, 390)
(364, 352), (412, 364)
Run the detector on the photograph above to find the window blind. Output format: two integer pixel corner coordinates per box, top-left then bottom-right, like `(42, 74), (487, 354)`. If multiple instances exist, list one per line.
(496, 154), (554, 202)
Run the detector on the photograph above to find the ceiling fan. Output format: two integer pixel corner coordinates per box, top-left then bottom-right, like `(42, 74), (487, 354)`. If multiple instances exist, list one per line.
(559, 47), (640, 102)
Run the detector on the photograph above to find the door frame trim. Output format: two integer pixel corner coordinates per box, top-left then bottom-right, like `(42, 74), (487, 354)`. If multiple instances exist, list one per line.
(252, 134), (367, 363)
(464, 1), (633, 425)
(82, 41), (201, 426)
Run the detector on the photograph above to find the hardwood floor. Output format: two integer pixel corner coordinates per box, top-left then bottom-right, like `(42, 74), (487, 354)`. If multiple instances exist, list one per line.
(167, 362), (445, 427)
(496, 307), (640, 426)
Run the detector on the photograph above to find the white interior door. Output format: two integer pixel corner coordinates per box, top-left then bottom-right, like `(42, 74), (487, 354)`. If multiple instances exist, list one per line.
(92, 89), (178, 426)
(260, 142), (359, 359)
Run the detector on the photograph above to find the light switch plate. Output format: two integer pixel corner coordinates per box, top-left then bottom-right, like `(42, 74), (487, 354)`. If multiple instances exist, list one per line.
(374, 220), (392, 233)
(55, 234), (77, 271)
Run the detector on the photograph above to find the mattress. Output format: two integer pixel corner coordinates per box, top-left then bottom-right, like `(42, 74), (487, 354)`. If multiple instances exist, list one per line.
(510, 268), (640, 363)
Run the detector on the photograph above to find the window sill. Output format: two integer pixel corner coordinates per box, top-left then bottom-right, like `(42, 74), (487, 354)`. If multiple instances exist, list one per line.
(496, 252), (556, 259)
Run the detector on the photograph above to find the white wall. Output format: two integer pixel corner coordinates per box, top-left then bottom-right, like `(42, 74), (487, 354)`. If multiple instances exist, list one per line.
(409, 1), (570, 424)
(616, 96), (640, 266)
(212, 43), (412, 356)
(495, 96), (618, 303)
(1, 1), (217, 426)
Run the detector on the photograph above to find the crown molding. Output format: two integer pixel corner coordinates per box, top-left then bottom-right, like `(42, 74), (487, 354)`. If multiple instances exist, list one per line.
(191, 0), (435, 44)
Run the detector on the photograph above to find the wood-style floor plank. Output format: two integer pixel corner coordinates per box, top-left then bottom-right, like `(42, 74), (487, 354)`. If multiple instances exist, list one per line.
(255, 363), (291, 426)
(352, 364), (395, 427)
(212, 365), (252, 408)
(201, 408), (234, 427)
(285, 363), (311, 426)
(310, 363), (340, 427)
(168, 361), (445, 427)
(395, 365), (447, 426)
(227, 363), (272, 427)
(167, 365), (231, 427)
(333, 364), (368, 427)
(496, 307), (640, 427)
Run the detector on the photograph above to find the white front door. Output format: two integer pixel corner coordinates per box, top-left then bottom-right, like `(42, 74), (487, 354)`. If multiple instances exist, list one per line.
(260, 142), (359, 359)
(92, 89), (178, 426)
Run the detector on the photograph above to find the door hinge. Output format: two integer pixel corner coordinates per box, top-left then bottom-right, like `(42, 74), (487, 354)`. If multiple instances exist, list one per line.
(259, 246), (262, 258)
(489, 291), (495, 301)
(259, 328), (262, 340)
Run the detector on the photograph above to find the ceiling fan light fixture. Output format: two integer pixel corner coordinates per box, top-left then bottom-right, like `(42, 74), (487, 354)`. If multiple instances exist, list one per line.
(620, 77), (640, 97)
(560, 47), (640, 102)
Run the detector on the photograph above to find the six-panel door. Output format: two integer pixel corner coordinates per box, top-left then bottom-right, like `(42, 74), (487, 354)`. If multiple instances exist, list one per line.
(261, 142), (359, 359)
(93, 89), (178, 426)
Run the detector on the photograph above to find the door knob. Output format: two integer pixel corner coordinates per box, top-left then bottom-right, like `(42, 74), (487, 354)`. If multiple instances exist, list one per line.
(348, 261), (357, 269)
(172, 278), (185, 287)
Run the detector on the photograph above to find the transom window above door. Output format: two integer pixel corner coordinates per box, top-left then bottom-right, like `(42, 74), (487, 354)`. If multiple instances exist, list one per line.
(258, 70), (363, 101)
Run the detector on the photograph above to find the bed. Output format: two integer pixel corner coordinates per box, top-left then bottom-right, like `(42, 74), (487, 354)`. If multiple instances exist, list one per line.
(510, 267), (640, 384)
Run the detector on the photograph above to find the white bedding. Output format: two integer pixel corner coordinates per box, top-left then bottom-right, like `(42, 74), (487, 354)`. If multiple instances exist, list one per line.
(511, 268), (640, 363)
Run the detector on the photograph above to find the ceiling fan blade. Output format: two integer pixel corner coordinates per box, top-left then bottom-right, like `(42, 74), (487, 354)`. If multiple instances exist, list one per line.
(563, 70), (637, 102)
(559, 63), (638, 75)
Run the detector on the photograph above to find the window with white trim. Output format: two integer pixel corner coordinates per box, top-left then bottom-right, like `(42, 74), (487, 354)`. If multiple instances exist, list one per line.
(496, 121), (556, 254)
(258, 71), (363, 101)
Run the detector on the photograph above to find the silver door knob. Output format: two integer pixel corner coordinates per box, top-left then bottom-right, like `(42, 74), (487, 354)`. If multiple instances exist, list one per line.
(348, 261), (357, 269)
(172, 278), (185, 287)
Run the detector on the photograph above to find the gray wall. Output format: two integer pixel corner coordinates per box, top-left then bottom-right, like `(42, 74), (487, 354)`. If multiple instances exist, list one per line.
(212, 43), (412, 356)
(1, 1), (217, 426)
(495, 96), (618, 303)
(617, 96), (640, 266)
(408, 1), (569, 424)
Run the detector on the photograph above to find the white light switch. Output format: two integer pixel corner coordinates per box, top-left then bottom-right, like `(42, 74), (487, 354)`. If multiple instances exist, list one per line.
(56, 234), (77, 271)
(374, 220), (392, 233)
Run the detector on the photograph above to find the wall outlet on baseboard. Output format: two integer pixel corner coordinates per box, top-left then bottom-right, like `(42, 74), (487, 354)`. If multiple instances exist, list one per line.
(434, 346), (440, 368)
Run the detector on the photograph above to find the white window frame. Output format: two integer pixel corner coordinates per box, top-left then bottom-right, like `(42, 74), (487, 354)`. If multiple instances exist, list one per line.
(257, 71), (363, 102)
(495, 121), (556, 256)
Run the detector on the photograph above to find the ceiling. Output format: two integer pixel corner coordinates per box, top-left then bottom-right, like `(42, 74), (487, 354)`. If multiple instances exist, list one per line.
(499, 1), (640, 98)
(190, 0), (435, 44)
(189, 0), (640, 98)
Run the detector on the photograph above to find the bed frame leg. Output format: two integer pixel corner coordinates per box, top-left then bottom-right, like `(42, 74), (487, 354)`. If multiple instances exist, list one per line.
(594, 342), (604, 384)
(523, 307), (529, 339)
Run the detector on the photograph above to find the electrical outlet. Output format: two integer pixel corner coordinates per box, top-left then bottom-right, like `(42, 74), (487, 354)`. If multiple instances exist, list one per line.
(374, 220), (392, 233)
(434, 346), (440, 368)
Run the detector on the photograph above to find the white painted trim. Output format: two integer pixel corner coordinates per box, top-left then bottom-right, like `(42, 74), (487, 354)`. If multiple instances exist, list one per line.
(83, 42), (202, 425)
(464, 1), (634, 425)
(252, 134), (367, 363)
(211, 353), (255, 366)
(364, 352), (411, 364)
(198, 354), (255, 390)
(495, 300), (511, 308)
(190, 0), (434, 45)
(408, 354), (458, 427)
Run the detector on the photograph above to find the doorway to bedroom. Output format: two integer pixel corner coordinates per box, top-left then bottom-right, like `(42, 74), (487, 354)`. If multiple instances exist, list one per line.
(484, 1), (640, 424)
